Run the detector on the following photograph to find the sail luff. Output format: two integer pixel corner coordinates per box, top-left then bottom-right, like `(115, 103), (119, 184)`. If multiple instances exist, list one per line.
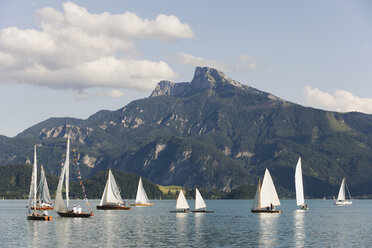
(337, 178), (346, 201)
(195, 188), (207, 210)
(295, 157), (305, 206)
(33, 146), (37, 211)
(176, 189), (189, 210)
(260, 168), (281, 208)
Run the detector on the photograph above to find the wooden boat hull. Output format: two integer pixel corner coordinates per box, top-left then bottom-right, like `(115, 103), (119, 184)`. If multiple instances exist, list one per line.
(27, 215), (53, 221)
(129, 203), (153, 206)
(97, 205), (131, 210)
(251, 209), (282, 213)
(192, 210), (214, 213)
(57, 211), (94, 218)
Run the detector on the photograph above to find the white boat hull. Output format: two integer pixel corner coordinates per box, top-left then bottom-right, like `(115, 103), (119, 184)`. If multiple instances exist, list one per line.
(334, 200), (352, 205)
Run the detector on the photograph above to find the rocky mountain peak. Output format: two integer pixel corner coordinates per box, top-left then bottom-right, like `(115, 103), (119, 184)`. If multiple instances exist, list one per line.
(150, 67), (245, 97)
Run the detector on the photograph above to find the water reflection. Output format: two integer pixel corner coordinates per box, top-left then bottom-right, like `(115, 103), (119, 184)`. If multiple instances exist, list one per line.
(194, 213), (205, 244)
(294, 210), (306, 247)
(257, 213), (279, 247)
(176, 213), (189, 244)
(55, 217), (72, 247)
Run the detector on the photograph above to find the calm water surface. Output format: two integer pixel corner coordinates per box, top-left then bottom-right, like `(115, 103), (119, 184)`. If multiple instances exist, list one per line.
(1, 199), (372, 247)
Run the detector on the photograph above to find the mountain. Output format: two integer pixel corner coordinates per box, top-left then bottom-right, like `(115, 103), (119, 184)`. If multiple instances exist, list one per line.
(2, 66), (372, 198)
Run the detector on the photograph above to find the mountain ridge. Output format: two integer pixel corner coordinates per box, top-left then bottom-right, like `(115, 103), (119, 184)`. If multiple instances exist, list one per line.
(2, 67), (372, 198)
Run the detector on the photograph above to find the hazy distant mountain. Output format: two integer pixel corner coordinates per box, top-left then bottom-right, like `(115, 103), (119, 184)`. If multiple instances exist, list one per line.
(3, 66), (372, 197)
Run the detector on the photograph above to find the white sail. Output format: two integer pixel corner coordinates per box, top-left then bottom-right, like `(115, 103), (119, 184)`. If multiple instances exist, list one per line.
(337, 178), (346, 201)
(251, 181), (261, 210)
(195, 188), (207, 210)
(260, 168), (281, 208)
(135, 177), (150, 204)
(53, 137), (70, 213)
(27, 145), (38, 213)
(65, 136), (70, 208)
(176, 189), (189, 210)
(295, 157), (305, 206)
(99, 169), (123, 206)
(39, 165), (52, 204)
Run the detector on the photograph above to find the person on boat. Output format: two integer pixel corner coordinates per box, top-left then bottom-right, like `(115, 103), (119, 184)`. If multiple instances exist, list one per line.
(270, 203), (274, 210)
(43, 210), (48, 216)
(301, 204), (307, 210)
(72, 205), (77, 213)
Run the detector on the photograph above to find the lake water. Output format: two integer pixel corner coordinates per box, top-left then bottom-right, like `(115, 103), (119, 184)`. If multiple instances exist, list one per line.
(1, 199), (372, 247)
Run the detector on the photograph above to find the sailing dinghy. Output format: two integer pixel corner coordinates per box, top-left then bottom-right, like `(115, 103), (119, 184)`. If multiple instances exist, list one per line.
(192, 188), (214, 213)
(251, 168), (282, 213)
(54, 137), (93, 217)
(27, 145), (53, 221)
(334, 178), (352, 205)
(295, 157), (308, 210)
(170, 189), (190, 213)
(97, 169), (131, 210)
(130, 177), (153, 206)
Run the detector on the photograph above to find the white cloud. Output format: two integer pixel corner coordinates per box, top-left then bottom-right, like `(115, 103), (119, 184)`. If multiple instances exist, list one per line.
(176, 52), (258, 72)
(75, 89), (125, 99)
(0, 1), (193, 91)
(304, 85), (372, 114)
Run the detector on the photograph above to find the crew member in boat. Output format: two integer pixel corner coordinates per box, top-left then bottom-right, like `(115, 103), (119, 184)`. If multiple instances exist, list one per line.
(77, 205), (82, 214)
(270, 203), (275, 210)
(72, 205), (78, 213)
(301, 204), (307, 210)
(43, 210), (48, 216)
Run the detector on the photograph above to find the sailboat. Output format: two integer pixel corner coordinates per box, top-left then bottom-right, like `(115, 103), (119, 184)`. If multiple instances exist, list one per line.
(54, 136), (93, 217)
(31, 165), (53, 210)
(170, 189), (190, 213)
(97, 169), (131, 210)
(334, 178), (352, 205)
(295, 157), (308, 210)
(192, 188), (214, 213)
(27, 145), (53, 221)
(251, 168), (282, 213)
(130, 177), (153, 206)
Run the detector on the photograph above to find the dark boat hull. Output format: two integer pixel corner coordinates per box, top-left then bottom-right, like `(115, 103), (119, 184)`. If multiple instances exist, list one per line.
(170, 210), (190, 213)
(251, 209), (282, 213)
(97, 205), (131, 210)
(192, 210), (214, 213)
(27, 215), (53, 221)
(57, 211), (93, 218)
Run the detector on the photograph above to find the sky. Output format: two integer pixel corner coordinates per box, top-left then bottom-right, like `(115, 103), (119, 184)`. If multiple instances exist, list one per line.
(0, 0), (371, 137)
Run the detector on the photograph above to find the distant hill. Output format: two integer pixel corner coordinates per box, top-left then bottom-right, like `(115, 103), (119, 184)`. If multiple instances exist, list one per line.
(1, 67), (372, 198)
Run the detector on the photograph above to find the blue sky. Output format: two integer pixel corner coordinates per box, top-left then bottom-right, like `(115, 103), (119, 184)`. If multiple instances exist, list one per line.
(0, 0), (371, 137)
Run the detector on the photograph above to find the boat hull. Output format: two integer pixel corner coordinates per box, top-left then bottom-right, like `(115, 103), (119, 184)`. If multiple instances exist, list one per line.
(27, 215), (53, 221)
(97, 205), (131, 210)
(192, 210), (214, 213)
(334, 201), (352, 205)
(251, 209), (282, 213)
(170, 210), (190, 213)
(57, 211), (94, 218)
(130, 203), (153, 206)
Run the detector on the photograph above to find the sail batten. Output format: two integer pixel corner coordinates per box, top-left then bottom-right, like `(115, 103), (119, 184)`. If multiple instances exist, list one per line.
(176, 189), (189, 210)
(135, 178), (150, 204)
(295, 157), (305, 206)
(195, 188), (207, 210)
